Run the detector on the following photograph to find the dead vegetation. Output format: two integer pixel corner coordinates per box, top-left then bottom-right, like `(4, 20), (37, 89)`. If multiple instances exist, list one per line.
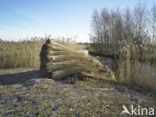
(0, 68), (156, 117)
(40, 39), (114, 81)
(0, 36), (87, 69)
(90, 3), (156, 61)
(0, 38), (46, 69)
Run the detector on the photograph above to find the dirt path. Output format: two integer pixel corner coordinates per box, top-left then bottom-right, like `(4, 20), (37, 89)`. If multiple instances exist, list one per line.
(0, 68), (156, 117)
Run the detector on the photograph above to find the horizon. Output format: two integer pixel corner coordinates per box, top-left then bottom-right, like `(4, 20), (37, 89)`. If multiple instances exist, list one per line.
(0, 0), (155, 42)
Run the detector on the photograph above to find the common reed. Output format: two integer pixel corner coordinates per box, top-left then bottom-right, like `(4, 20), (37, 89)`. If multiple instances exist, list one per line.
(0, 36), (86, 69)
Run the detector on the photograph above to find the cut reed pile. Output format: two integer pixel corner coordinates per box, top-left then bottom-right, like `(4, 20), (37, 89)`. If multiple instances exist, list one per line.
(40, 39), (114, 80)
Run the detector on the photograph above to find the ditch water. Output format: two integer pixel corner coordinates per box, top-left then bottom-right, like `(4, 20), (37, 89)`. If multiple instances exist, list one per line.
(84, 50), (156, 92)
(79, 50), (89, 56)
(98, 57), (156, 92)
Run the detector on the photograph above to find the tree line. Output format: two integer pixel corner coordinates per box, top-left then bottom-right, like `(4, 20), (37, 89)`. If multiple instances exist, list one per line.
(90, 2), (156, 60)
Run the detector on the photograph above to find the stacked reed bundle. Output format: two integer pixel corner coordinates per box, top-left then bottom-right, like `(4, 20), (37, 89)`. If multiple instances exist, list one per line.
(40, 39), (114, 80)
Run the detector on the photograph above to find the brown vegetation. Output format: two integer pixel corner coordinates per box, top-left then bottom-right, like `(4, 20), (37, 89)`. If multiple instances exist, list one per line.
(90, 2), (156, 61)
(0, 36), (86, 69)
(40, 39), (114, 80)
(0, 68), (156, 117)
(0, 38), (45, 68)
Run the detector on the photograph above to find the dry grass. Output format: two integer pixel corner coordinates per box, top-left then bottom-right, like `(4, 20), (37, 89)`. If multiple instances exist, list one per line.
(0, 36), (86, 69)
(40, 40), (114, 80)
(0, 68), (156, 117)
(63, 43), (87, 51)
(0, 38), (46, 68)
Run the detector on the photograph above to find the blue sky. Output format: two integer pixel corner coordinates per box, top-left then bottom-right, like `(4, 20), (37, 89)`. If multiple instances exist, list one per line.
(0, 0), (155, 42)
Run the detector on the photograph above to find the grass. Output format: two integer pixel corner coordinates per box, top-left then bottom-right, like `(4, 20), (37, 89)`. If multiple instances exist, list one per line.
(0, 37), (87, 69)
(0, 68), (156, 117)
(40, 40), (114, 80)
(88, 43), (156, 61)
(0, 38), (156, 116)
(0, 38), (46, 69)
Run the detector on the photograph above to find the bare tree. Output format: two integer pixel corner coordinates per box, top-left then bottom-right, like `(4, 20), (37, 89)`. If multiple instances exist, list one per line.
(90, 2), (155, 60)
(91, 10), (101, 48)
(124, 8), (134, 43)
(133, 2), (148, 58)
(151, 4), (156, 41)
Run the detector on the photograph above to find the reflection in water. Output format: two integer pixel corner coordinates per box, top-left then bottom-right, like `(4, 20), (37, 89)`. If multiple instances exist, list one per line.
(79, 50), (89, 56)
(98, 56), (156, 92)
(82, 50), (156, 92)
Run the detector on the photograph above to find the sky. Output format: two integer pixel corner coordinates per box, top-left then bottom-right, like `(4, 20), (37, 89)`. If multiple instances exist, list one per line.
(0, 0), (155, 42)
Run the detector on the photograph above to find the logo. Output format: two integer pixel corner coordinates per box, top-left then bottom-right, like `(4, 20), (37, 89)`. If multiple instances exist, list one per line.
(121, 105), (154, 116)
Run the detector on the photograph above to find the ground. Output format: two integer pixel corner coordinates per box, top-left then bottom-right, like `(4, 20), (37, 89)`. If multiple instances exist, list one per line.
(0, 68), (156, 117)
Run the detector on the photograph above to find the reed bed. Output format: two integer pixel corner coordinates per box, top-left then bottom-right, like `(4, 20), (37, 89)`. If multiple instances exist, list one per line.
(0, 38), (45, 68)
(0, 36), (86, 69)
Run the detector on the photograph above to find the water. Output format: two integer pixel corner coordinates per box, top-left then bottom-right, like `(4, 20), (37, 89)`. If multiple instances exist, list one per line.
(82, 49), (156, 92)
(79, 50), (89, 56)
(98, 56), (156, 92)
